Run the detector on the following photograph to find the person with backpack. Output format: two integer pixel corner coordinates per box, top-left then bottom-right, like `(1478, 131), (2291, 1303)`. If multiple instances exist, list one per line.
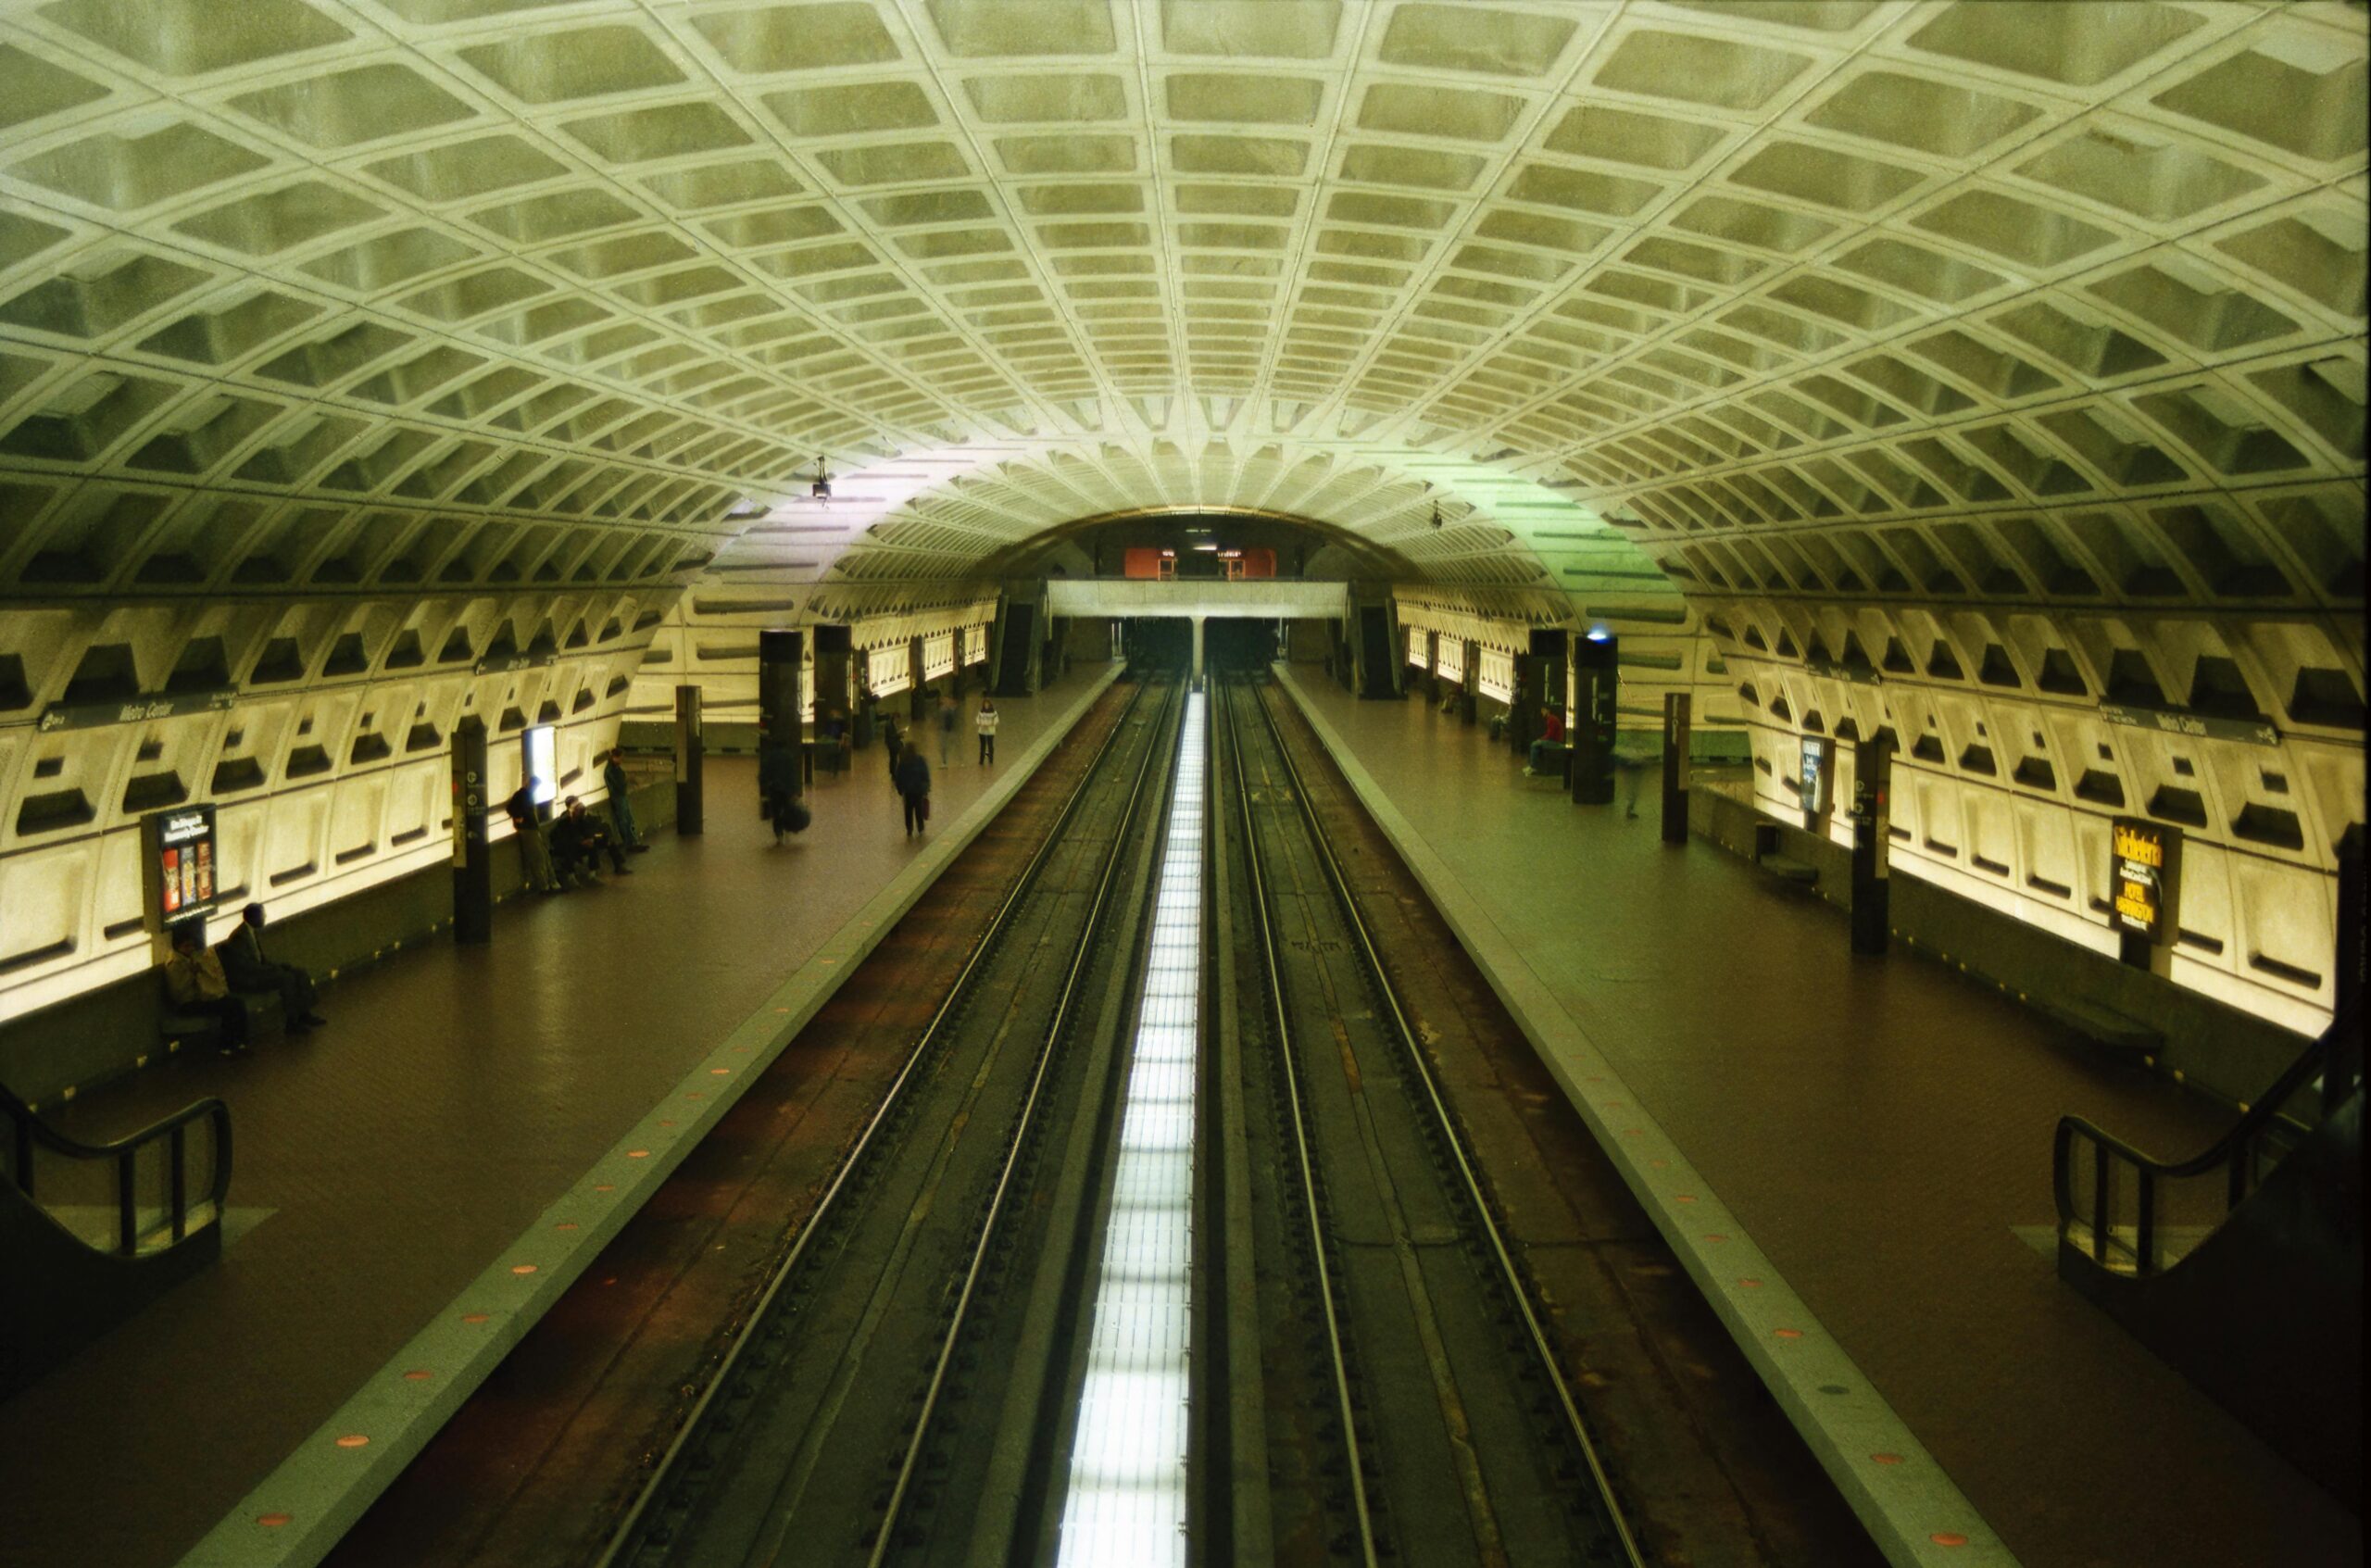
(894, 745), (932, 837)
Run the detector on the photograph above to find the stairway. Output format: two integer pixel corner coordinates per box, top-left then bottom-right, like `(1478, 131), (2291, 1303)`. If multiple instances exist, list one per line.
(0, 1081), (232, 1399)
(2053, 1006), (2361, 1509)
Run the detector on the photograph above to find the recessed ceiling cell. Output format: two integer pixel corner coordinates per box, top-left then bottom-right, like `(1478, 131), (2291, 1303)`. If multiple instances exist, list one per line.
(926, 0), (1116, 56)
(689, 3), (901, 73)
(230, 63), (475, 148)
(705, 205), (845, 245)
(547, 232), (699, 278)
(1357, 83), (1524, 143)
(1830, 236), (2005, 306)
(299, 226), (479, 291)
(1911, 189), (2118, 270)
(962, 72), (1126, 123)
(1168, 73), (1324, 125)
(1541, 104), (1725, 171)
(1162, 0), (1339, 58)
(367, 134), (568, 204)
(565, 102), (754, 162)
(171, 181), (384, 256)
(396, 265), (551, 322)
(765, 81), (937, 137)
(1803, 69), (2039, 157)
(1668, 194), (1835, 254)
(468, 188), (644, 243)
(1592, 28), (1812, 111)
(644, 157), (805, 210)
(2083, 264), (2299, 354)
(1505, 162), (1662, 216)
(2213, 214), (2367, 321)
(813, 142), (972, 185)
(0, 253), (212, 339)
(1727, 141), (1924, 213)
(0, 44), (108, 131)
(2152, 35), (2368, 161)
(1908, 0), (2202, 86)
(39, 0), (351, 75)
(1988, 299), (2165, 380)
(458, 26), (687, 103)
(0, 211), (70, 275)
(2015, 130), (2265, 223)
(10, 123), (270, 210)
(1474, 209), (1611, 256)
(1377, 3), (1574, 75)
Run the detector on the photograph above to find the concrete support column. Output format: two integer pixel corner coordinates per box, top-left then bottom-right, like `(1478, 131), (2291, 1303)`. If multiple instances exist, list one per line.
(1191, 615), (1206, 685)
(1570, 633), (1617, 805)
(1458, 639), (1479, 724)
(908, 634), (927, 720)
(758, 629), (803, 817)
(674, 684), (704, 836)
(1661, 693), (1690, 847)
(449, 715), (491, 944)
(1849, 736), (1893, 954)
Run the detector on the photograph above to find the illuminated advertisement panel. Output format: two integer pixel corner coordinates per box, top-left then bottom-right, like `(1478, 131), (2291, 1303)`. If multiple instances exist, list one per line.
(144, 803), (219, 930)
(1800, 735), (1832, 818)
(2110, 817), (2179, 940)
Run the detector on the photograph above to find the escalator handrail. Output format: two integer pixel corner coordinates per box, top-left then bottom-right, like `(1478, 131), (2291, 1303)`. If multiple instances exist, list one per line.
(2054, 999), (2358, 1187)
(2, 1080), (234, 1217)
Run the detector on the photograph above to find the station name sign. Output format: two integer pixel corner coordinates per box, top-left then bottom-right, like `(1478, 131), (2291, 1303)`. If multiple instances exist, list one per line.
(2110, 817), (2179, 941)
(40, 688), (237, 733)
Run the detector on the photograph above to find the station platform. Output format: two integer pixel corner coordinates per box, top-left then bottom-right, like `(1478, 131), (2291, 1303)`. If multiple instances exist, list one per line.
(1275, 663), (2357, 1568)
(0, 665), (1116, 1568)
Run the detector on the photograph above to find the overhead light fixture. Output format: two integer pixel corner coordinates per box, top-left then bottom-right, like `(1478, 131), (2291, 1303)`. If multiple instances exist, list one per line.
(1585, 628), (1611, 643)
(809, 455), (832, 502)
(1192, 542), (1219, 551)
(1429, 502), (1443, 529)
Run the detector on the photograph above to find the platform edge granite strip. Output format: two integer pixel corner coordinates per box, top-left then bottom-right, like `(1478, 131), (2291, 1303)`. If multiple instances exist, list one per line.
(176, 667), (1122, 1568)
(1275, 667), (2017, 1568)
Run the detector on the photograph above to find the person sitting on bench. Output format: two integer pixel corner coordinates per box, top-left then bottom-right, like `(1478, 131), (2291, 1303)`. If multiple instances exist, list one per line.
(163, 921), (249, 1057)
(551, 796), (631, 884)
(218, 901), (326, 1033)
(1525, 708), (1565, 775)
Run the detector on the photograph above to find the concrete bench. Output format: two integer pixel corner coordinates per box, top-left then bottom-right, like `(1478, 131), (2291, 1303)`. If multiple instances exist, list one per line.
(1758, 855), (1820, 885)
(158, 978), (283, 1056)
(2039, 997), (2162, 1060)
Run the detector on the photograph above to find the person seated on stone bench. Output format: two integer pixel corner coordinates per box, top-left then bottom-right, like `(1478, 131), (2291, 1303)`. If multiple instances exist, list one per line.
(550, 796), (631, 885)
(1524, 708), (1566, 776)
(219, 901), (326, 1035)
(162, 920), (249, 1058)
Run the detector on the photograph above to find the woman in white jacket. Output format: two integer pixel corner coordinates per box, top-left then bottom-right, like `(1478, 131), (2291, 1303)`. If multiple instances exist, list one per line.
(975, 698), (999, 765)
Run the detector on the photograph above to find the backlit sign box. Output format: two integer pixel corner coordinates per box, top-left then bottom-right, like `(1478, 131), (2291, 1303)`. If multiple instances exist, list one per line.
(2110, 818), (2179, 941)
(143, 804), (219, 932)
(1800, 735), (1833, 819)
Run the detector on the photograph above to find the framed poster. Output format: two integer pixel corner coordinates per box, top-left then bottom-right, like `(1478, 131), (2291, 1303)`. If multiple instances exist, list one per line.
(1800, 735), (1833, 818)
(143, 804), (219, 931)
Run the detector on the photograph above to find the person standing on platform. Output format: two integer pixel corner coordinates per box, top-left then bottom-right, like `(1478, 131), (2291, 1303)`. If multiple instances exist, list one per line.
(895, 745), (932, 837)
(975, 697), (998, 765)
(505, 780), (560, 892)
(936, 688), (956, 766)
(163, 922), (248, 1056)
(603, 747), (648, 852)
(218, 902), (326, 1033)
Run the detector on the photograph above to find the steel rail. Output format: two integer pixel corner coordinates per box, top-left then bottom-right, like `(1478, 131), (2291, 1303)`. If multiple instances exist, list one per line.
(596, 676), (1154, 1568)
(1243, 678), (1650, 1568)
(864, 675), (1184, 1566)
(1218, 678), (1383, 1568)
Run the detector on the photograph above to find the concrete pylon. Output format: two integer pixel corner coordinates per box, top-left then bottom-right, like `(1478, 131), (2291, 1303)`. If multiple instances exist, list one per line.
(1191, 614), (1206, 685)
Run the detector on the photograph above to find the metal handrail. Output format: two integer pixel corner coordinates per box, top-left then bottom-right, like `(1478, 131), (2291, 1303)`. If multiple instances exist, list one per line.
(1, 1082), (232, 1255)
(2053, 1000), (2358, 1276)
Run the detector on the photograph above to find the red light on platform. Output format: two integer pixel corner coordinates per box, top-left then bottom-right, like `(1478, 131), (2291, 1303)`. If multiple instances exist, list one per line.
(555, 1222), (579, 1232)
(1871, 1452), (1902, 1466)
(402, 1370), (433, 1383)
(1737, 1277), (1763, 1288)
(1931, 1534), (1968, 1548)
(257, 1513), (293, 1528)
(511, 1263), (537, 1275)
(461, 1312), (490, 1323)
(627, 1148), (649, 1159)
(1774, 1327), (1802, 1339)
(334, 1435), (369, 1449)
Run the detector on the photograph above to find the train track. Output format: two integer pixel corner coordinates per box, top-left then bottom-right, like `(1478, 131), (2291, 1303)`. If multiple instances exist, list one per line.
(596, 674), (1183, 1568)
(1217, 672), (1646, 1568)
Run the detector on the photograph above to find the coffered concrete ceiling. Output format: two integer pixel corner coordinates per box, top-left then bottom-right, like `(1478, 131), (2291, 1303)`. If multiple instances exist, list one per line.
(0, 0), (2361, 611)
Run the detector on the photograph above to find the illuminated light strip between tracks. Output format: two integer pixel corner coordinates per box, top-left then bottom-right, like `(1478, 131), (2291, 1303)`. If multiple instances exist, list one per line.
(1055, 690), (1205, 1568)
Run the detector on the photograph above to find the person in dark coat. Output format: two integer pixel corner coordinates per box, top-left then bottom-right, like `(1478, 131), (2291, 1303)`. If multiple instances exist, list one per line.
(505, 780), (560, 892)
(217, 902), (325, 1033)
(759, 746), (800, 845)
(602, 747), (648, 851)
(894, 746), (932, 837)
